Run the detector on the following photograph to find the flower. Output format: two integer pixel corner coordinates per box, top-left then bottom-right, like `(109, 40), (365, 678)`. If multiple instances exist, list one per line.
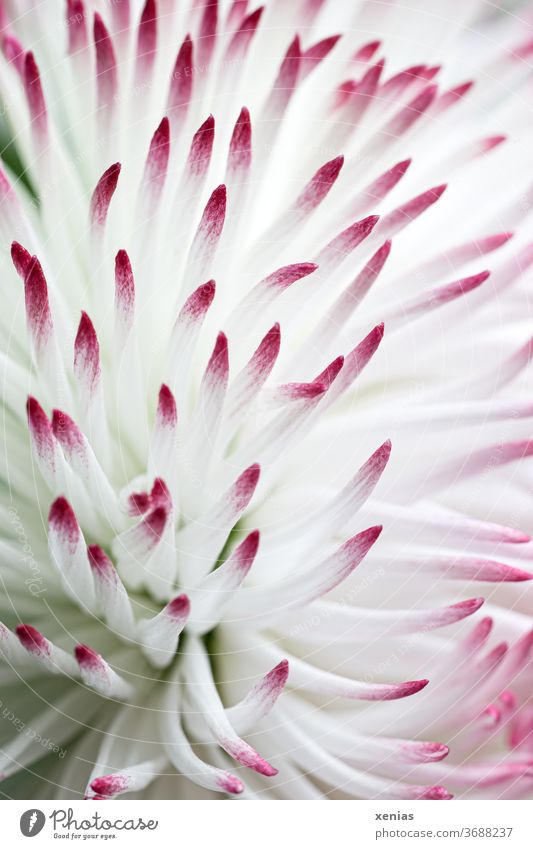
(0, 0), (532, 801)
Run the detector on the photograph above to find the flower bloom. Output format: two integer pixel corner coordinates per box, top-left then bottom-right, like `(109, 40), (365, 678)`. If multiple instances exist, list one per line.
(0, 0), (532, 800)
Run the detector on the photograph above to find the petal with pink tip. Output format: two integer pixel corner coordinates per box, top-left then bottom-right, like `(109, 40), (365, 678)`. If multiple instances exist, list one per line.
(223, 7), (263, 64)
(226, 106), (252, 176)
(27, 397), (60, 489)
(137, 594), (190, 667)
(188, 530), (261, 632)
(135, 0), (157, 80)
(161, 680), (245, 796)
(182, 186), (226, 295)
(376, 184), (447, 240)
(140, 117), (170, 210)
(268, 645), (428, 702)
(114, 249), (135, 337)
(74, 311), (101, 397)
(88, 545), (135, 637)
(66, 0), (87, 53)
(48, 497), (96, 607)
(90, 163), (121, 230)
(89, 757), (168, 799)
(16, 624), (79, 676)
(224, 323), (281, 431)
(300, 34), (340, 80)
(93, 13), (118, 118)
(230, 526), (383, 622)
(166, 34), (193, 131)
(24, 52), (47, 144)
(178, 465), (260, 583)
(226, 658), (289, 734)
(184, 114), (215, 181)
(75, 644), (133, 699)
(197, 0), (218, 69)
(184, 640), (278, 777)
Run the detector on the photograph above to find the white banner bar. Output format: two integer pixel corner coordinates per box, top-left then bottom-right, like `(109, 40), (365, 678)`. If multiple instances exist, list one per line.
(2, 799), (531, 848)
